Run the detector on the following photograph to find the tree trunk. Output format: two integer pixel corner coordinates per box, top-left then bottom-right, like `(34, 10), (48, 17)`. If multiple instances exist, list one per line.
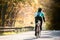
(51, 0), (60, 30)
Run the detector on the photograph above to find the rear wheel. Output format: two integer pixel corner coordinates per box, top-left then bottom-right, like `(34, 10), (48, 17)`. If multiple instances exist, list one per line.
(36, 20), (41, 38)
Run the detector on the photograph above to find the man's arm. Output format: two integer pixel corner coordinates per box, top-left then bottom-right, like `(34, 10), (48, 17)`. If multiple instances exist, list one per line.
(34, 12), (37, 17)
(43, 16), (45, 22)
(42, 11), (45, 22)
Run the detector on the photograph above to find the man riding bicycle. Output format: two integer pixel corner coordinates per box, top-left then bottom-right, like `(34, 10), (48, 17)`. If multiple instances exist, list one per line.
(35, 8), (45, 38)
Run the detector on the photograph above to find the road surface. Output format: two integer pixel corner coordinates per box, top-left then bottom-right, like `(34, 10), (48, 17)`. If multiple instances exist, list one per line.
(0, 30), (60, 40)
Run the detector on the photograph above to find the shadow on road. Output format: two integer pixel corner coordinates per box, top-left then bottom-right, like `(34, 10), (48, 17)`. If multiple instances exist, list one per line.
(40, 36), (52, 38)
(24, 36), (52, 40)
(24, 37), (36, 40)
(51, 31), (60, 37)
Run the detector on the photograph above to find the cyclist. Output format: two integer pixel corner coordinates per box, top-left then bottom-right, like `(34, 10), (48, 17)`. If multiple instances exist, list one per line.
(35, 8), (45, 38)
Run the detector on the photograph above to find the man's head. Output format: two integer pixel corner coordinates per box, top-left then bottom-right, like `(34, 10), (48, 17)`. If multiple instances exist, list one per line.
(38, 8), (42, 12)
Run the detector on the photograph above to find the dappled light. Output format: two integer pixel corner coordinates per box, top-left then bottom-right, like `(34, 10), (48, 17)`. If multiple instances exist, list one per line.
(0, 0), (60, 35)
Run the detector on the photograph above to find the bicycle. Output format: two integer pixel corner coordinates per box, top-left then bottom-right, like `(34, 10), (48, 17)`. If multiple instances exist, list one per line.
(35, 20), (41, 38)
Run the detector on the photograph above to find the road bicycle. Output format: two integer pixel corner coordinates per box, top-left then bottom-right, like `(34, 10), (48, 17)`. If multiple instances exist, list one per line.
(35, 20), (41, 38)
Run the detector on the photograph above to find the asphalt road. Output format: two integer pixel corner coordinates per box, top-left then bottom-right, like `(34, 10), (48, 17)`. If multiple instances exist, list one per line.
(0, 30), (60, 40)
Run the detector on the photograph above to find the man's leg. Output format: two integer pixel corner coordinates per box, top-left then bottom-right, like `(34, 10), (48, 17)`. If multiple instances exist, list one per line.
(35, 25), (37, 36)
(35, 17), (38, 36)
(39, 20), (42, 37)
